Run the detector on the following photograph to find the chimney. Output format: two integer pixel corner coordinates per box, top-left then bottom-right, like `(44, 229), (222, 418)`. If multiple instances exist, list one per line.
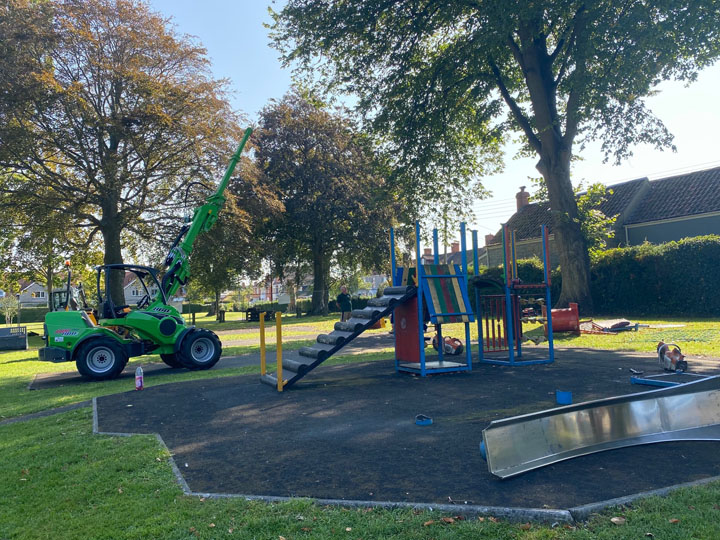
(451, 241), (460, 254)
(422, 248), (433, 263)
(485, 234), (495, 246)
(516, 185), (530, 211)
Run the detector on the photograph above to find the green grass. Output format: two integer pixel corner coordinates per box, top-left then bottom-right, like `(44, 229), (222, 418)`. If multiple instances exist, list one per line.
(532, 317), (720, 357)
(3, 315), (720, 538)
(0, 315), (392, 420)
(2, 408), (720, 539)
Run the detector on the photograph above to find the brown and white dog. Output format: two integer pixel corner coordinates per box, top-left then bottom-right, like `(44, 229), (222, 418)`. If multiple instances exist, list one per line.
(657, 341), (688, 372)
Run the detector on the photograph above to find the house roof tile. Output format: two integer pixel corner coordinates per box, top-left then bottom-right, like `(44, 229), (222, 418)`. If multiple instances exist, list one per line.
(625, 166), (720, 224)
(486, 177), (654, 244)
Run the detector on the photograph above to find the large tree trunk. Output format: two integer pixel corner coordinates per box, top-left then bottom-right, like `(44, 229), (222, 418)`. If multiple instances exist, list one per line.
(537, 152), (594, 312)
(44, 265), (54, 309)
(311, 249), (329, 315)
(101, 223), (125, 306)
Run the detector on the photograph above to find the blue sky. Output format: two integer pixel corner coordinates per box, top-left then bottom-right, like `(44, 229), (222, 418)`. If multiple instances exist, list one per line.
(148, 0), (720, 240)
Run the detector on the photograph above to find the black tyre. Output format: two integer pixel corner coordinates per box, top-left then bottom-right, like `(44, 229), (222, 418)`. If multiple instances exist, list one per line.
(160, 353), (184, 368)
(75, 338), (128, 380)
(177, 329), (221, 370)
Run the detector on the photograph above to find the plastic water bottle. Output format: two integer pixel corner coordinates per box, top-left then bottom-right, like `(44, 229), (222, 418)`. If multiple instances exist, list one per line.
(135, 366), (144, 391)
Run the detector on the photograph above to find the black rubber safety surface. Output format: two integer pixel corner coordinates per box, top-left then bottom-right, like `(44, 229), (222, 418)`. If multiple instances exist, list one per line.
(95, 349), (720, 509)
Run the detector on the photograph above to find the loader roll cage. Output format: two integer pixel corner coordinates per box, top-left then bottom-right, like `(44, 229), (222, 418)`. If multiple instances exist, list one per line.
(96, 264), (167, 320)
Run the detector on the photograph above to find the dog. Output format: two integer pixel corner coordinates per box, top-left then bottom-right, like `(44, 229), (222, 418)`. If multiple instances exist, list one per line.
(657, 341), (687, 372)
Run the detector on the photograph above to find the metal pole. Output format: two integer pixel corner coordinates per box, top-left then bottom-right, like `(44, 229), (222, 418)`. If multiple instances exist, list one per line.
(415, 221), (426, 376)
(502, 226), (515, 364)
(276, 312), (283, 392)
(260, 312), (266, 376)
(543, 225), (555, 362)
(460, 222), (472, 370)
(433, 228), (439, 264)
(472, 230), (483, 361)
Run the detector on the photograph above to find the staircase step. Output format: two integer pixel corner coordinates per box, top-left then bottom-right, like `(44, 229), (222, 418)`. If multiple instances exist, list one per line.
(334, 319), (367, 332)
(260, 373), (279, 387)
(282, 357), (311, 374)
(299, 343), (335, 360)
(351, 307), (382, 319)
(383, 285), (416, 296)
(368, 295), (402, 308)
(317, 332), (350, 346)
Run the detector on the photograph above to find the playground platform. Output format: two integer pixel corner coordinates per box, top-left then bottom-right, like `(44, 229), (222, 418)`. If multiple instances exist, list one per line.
(94, 348), (720, 519)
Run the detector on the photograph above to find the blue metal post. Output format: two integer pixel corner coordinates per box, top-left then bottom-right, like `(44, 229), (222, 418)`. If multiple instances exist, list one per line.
(415, 221), (426, 376)
(460, 222), (472, 370)
(472, 230), (483, 362)
(512, 229), (522, 359)
(502, 225), (515, 365)
(433, 228), (439, 264)
(543, 225), (555, 362)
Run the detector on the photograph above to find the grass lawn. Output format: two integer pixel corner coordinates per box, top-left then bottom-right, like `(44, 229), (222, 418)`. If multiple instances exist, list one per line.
(2, 314), (720, 538)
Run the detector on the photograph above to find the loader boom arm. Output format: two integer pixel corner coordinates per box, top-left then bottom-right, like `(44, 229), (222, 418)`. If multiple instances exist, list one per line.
(161, 127), (252, 299)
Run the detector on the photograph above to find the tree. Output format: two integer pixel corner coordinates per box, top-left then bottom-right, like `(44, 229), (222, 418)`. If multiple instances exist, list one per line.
(0, 0), (241, 302)
(189, 161), (278, 316)
(530, 179), (617, 256)
(256, 91), (396, 315)
(271, 0), (720, 309)
(0, 295), (20, 326)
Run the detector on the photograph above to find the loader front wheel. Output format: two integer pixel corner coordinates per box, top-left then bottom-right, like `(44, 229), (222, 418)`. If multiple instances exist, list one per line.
(160, 353), (183, 368)
(75, 338), (127, 380)
(177, 329), (221, 370)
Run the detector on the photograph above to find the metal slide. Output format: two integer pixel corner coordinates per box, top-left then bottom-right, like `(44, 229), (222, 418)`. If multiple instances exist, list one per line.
(483, 376), (720, 479)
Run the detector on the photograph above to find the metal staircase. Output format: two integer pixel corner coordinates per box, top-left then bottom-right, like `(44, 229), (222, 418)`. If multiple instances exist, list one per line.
(260, 285), (416, 389)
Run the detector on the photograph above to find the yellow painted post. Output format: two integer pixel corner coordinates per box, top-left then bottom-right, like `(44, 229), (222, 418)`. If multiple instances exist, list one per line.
(259, 312), (266, 376)
(276, 312), (283, 392)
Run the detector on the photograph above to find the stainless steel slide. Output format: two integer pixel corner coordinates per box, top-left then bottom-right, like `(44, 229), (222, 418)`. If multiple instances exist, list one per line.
(483, 375), (720, 478)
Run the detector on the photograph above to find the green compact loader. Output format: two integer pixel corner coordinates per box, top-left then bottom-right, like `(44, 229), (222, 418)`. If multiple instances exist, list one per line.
(39, 128), (253, 380)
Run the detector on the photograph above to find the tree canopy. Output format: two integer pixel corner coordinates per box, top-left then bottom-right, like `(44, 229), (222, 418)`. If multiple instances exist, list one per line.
(271, 0), (720, 310)
(0, 0), (242, 299)
(256, 91), (396, 315)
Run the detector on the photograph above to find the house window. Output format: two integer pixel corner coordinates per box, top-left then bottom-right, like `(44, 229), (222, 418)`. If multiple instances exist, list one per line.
(32, 291), (46, 298)
(131, 289), (139, 296)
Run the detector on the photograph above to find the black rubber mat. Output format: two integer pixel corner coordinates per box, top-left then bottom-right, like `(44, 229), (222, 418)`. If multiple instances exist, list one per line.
(95, 349), (720, 509)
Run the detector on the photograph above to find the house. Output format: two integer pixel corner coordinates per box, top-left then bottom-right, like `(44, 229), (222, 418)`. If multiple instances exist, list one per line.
(485, 166), (720, 266)
(415, 241), (487, 269)
(123, 273), (160, 305)
(18, 280), (48, 307)
(354, 274), (389, 297)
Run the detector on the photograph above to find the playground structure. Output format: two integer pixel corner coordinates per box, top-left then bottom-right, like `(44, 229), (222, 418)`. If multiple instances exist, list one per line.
(260, 220), (560, 389)
(260, 285), (417, 390)
(482, 375), (720, 478)
(390, 221), (476, 376)
(474, 224), (555, 366)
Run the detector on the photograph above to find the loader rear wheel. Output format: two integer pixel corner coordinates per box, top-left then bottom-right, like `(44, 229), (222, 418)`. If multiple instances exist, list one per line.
(75, 338), (127, 380)
(160, 353), (183, 368)
(177, 329), (221, 370)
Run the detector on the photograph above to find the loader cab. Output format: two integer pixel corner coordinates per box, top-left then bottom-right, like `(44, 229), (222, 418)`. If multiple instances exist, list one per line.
(96, 264), (167, 320)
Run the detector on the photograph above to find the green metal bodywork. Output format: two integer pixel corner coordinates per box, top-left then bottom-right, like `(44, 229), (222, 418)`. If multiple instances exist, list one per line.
(39, 128), (253, 364)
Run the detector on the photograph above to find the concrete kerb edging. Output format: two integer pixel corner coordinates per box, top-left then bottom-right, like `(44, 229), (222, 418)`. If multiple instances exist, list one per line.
(90, 398), (720, 524)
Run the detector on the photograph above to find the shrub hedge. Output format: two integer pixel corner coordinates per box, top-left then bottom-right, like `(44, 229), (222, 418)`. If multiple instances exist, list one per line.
(2, 306), (49, 324)
(590, 235), (720, 316)
(473, 235), (720, 316)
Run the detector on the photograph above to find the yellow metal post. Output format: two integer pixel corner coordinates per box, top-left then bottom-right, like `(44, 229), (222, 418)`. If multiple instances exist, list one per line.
(276, 312), (283, 392)
(259, 312), (266, 375)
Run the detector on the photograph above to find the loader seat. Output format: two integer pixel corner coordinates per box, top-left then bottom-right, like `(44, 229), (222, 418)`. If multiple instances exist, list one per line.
(101, 301), (130, 320)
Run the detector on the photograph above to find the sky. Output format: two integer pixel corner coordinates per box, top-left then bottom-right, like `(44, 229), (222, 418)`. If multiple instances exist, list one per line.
(148, 0), (720, 243)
